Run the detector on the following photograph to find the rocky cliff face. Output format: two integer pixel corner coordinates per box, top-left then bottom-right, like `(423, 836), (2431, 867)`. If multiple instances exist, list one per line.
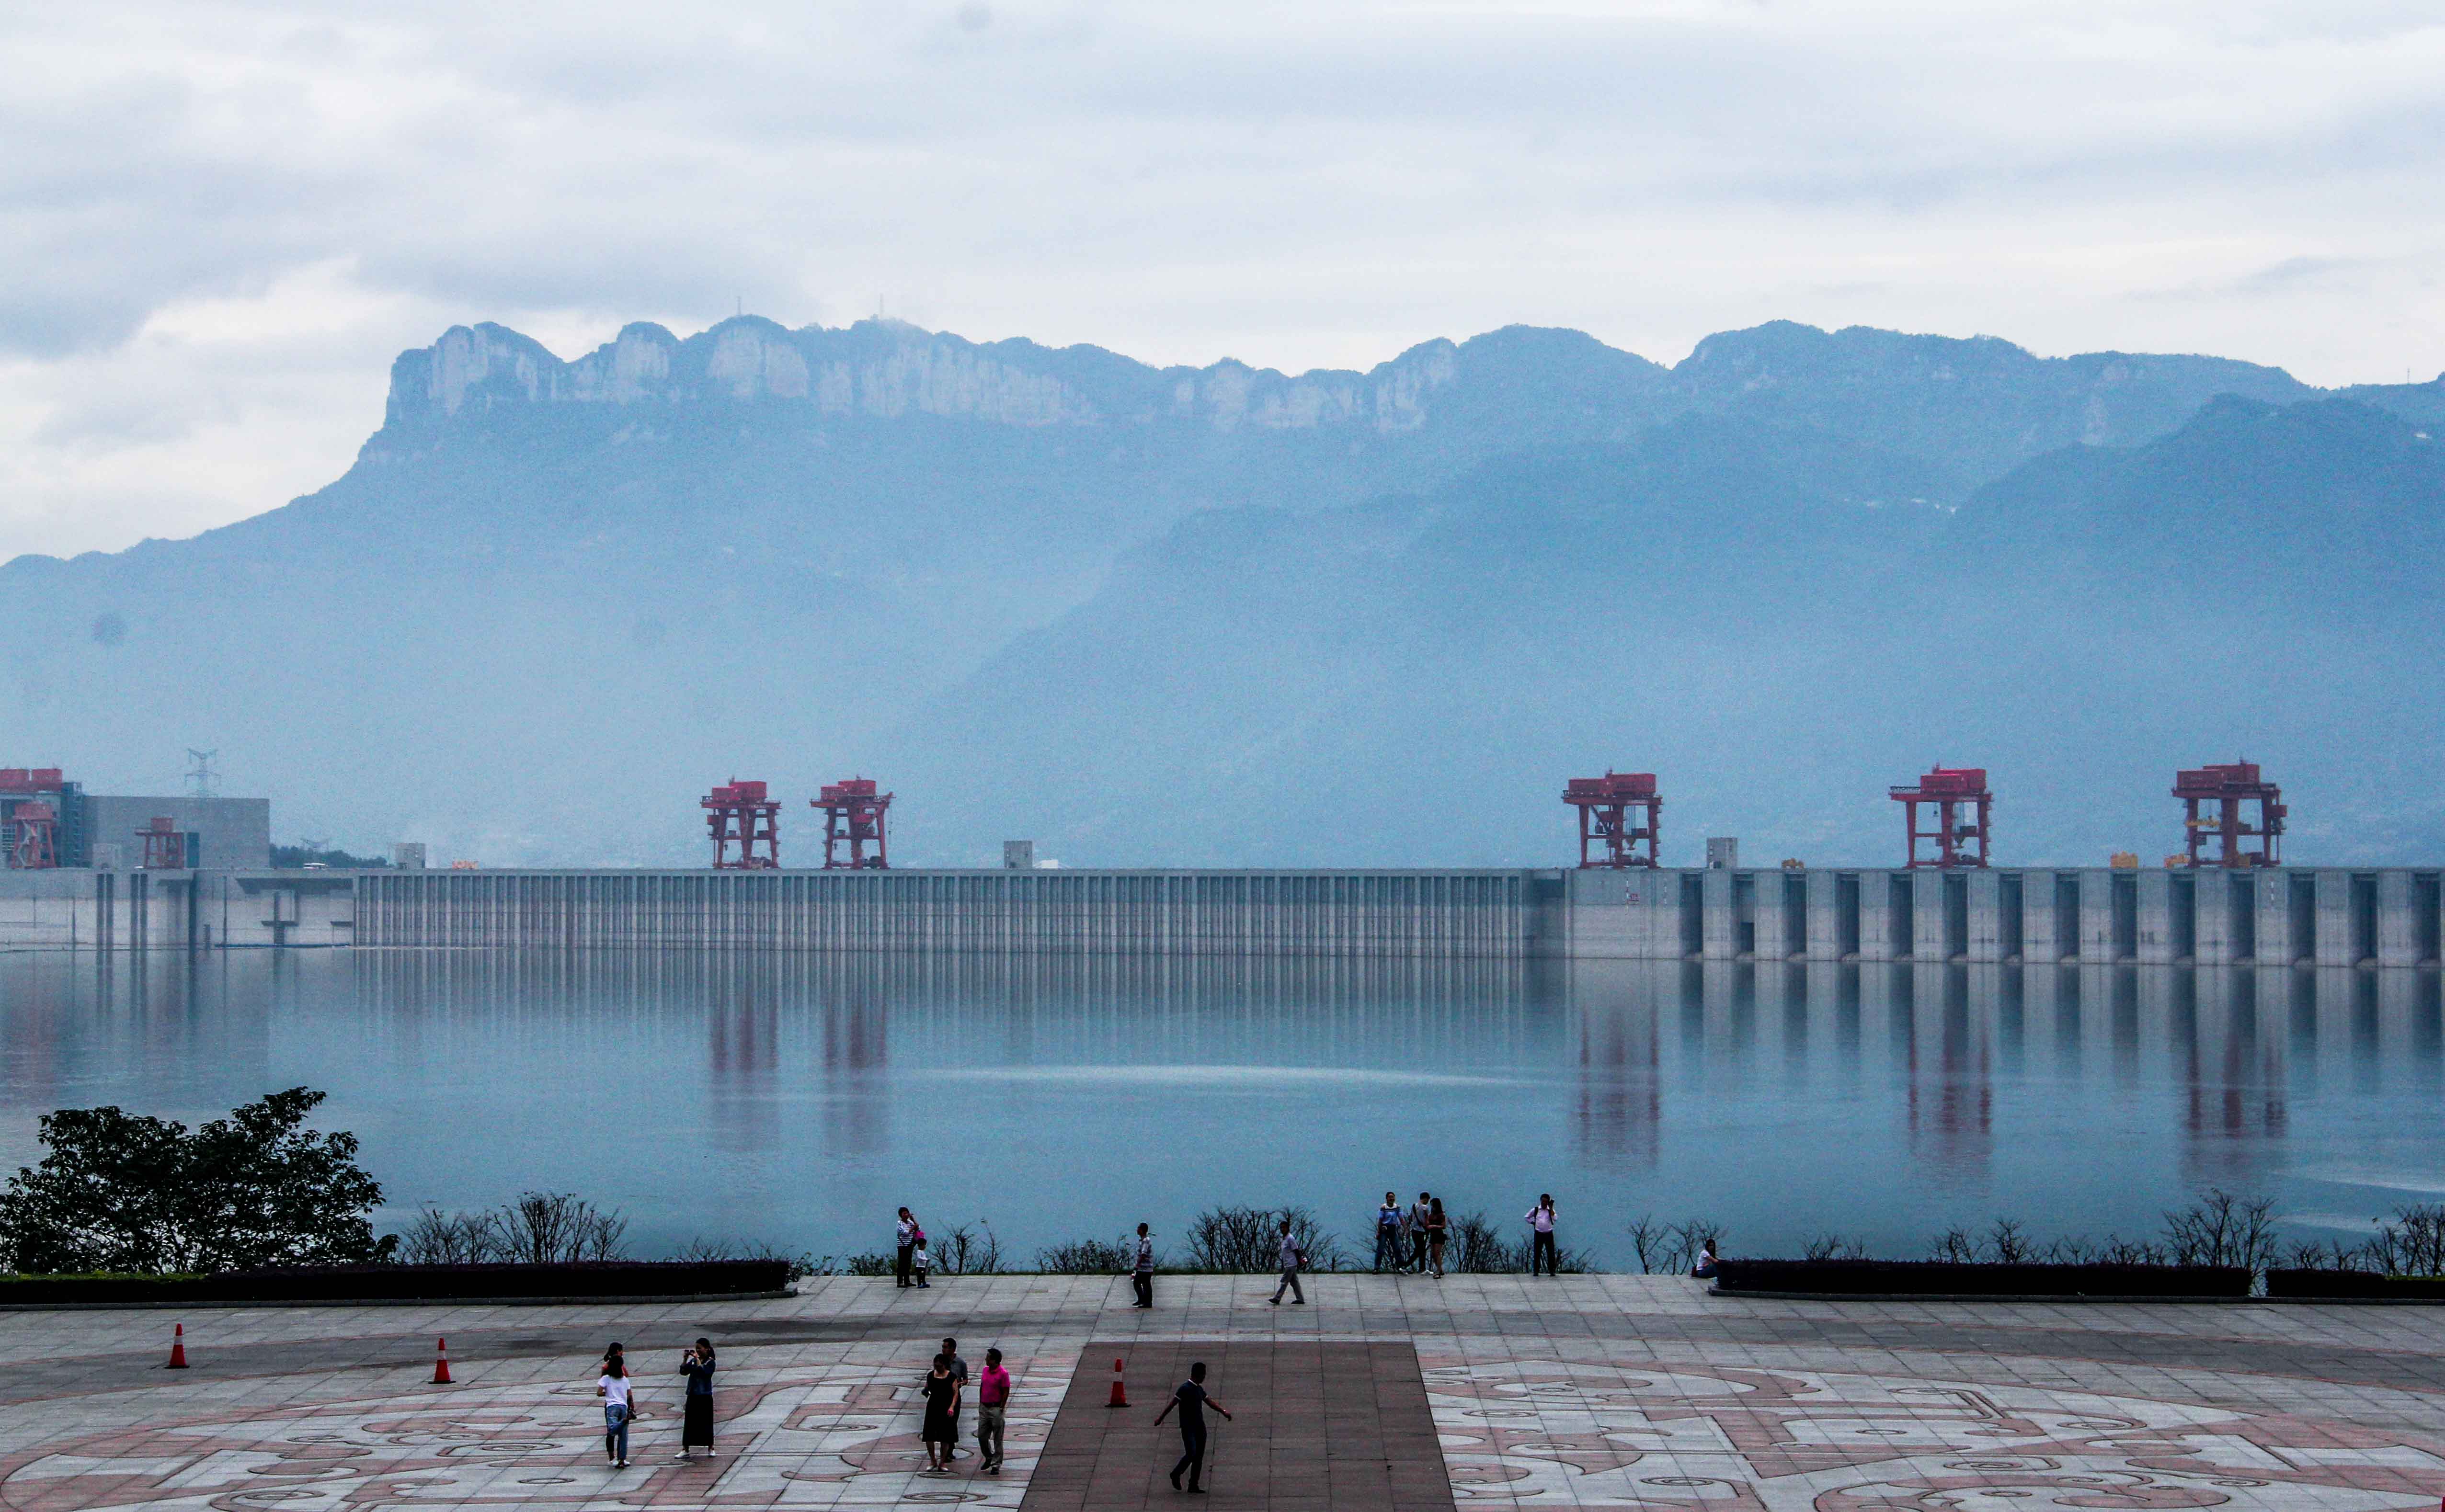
(383, 315), (1467, 436)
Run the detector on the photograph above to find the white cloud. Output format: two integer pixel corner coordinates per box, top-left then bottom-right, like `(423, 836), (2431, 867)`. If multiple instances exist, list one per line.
(2, 0), (2442, 557)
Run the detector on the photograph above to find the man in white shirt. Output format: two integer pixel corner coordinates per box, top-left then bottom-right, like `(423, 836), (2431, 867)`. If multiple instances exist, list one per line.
(1268, 1218), (1306, 1305)
(1132, 1223), (1156, 1308)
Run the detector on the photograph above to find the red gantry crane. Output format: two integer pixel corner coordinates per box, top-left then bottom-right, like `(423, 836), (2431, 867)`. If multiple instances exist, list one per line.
(813, 778), (891, 870)
(2173, 762), (2285, 867)
(7, 802), (59, 870)
(1891, 766), (1992, 868)
(1, 769), (64, 871)
(1563, 771), (1662, 868)
(137, 816), (186, 870)
(703, 779), (781, 869)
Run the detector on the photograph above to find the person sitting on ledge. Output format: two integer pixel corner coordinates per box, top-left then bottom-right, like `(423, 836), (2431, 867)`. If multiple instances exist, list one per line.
(1693, 1239), (1719, 1279)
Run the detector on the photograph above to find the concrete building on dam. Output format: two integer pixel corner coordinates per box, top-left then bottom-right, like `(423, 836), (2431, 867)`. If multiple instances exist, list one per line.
(1, 864), (2439, 967)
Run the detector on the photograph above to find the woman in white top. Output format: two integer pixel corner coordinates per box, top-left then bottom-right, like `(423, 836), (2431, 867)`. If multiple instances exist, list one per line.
(597, 1354), (645, 1468)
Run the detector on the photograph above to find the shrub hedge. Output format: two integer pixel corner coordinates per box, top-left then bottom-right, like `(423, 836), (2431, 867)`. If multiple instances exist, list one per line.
(2264, 1269), (2445, 1301)
(1713, 1259), (2250, 1297)
(0, 1259), (791, 1306)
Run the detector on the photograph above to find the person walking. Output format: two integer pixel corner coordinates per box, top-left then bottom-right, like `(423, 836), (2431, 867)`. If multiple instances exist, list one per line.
(1408, 1192), (1433, 1273)
(1132, 1223), (1156, 1308)
(941, 1338), (970, 1459)
(1525, 1194), (1559, 1277)
(674, 1337), (716, 1461)
(975, 1346), (1010, 1474)
(596, 1353), (643, 1469)
(1268, 1217), (1306, 1305)
(1425, 1197), (1449, 1279)
(896, 1207), (918, 1289)
(1374, 1192), (1405, 1273)
(1153, 1359), (1232, 1493)
(919, 1353), (959, 1473)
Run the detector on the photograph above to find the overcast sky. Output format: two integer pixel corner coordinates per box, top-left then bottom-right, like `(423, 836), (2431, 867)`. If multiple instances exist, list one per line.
(3, 0), (2440, 561)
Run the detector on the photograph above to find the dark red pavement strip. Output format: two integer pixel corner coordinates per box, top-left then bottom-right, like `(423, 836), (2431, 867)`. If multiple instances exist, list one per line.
(1020, 1341), (1454, 1512)
(5, 1304), (2445, 1408)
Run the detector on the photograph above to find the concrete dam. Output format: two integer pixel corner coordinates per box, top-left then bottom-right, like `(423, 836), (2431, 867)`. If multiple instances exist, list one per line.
(3, 864), (2442, 967)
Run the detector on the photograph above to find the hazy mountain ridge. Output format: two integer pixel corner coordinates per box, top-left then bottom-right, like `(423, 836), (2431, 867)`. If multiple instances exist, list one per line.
(881, 396), (2445, 867)
(5, 314), (2440, 865)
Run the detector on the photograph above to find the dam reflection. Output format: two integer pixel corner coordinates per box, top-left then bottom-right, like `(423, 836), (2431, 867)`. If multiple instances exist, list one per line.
(0, 949), (2436, 1260)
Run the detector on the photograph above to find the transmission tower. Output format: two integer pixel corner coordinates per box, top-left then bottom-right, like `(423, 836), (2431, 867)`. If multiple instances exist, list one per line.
(184, 749), (220, 800)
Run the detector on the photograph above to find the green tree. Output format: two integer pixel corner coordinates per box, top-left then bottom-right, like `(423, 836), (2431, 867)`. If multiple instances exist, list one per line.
(0, 1088), (395, 1273)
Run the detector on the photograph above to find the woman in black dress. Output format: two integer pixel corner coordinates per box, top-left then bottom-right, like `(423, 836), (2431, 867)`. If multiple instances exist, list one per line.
(675, 1338), (717, 1461)
(920, 1353), (959, 1473)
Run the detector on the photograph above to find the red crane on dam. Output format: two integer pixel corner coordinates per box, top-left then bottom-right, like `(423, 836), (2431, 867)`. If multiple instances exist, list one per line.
(1, 769), (64, 871)
(703, 779), (782, 869)
(1891, 766), (1991, 868)
(2174, 762), (2285, 867)
(137, 816), (187, 870)
(814, 778), (891, 870)
(1564, 771), (1662, 868)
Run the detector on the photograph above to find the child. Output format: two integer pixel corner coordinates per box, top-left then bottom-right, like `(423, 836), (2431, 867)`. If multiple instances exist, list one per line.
(913, 1229), (932, 1288)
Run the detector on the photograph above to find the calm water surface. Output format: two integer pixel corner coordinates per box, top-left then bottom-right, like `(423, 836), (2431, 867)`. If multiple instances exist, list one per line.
(1, 949), (2438, 1268)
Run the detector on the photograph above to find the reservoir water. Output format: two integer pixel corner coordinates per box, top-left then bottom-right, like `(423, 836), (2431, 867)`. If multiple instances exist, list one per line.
(0, 949), (2438, 1269)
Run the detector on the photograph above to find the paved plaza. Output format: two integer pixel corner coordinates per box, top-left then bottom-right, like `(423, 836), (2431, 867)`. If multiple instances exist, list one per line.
(3, 1275), (2445, 1511)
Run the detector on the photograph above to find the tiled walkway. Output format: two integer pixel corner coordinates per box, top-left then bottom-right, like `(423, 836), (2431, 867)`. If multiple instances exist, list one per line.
(1025, 1341), (1451, 1511)
(1, 1276), (2442, 1510)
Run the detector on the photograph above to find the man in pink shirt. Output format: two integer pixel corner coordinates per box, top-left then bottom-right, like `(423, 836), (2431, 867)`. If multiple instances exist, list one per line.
(975, 1347), (1011, 1474)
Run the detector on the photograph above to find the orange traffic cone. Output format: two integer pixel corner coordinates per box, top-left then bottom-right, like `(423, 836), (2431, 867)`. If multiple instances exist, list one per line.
(431, 1337), (453, 1385)
(1106, 1355), (1127, 1408)
(166, 1323), (189, 1370)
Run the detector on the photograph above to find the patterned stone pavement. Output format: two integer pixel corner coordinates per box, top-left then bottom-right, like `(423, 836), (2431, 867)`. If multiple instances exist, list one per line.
(0, 1277), (2441, 1511)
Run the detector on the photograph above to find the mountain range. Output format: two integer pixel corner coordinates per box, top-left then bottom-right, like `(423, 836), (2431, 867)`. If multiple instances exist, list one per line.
(6, 314), (2441, 866)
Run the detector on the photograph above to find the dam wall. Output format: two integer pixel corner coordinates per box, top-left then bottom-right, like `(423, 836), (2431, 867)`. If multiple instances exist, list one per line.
(1561, 865), (2443, 967)
(0, 864), (2438, 966)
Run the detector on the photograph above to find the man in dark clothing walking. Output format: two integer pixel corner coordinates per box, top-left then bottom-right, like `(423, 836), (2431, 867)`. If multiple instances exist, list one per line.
(1152, 1360), (1231, 1493)
(1132, 1223), (1155, 1308)
(940, 1337), (970, 1459)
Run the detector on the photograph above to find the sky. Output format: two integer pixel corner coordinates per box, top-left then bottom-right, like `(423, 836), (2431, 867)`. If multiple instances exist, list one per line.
(3, 0), (2442, 563)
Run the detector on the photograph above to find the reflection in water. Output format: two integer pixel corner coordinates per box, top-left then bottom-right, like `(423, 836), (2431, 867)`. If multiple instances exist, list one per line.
(0, 951), (2436, 1263)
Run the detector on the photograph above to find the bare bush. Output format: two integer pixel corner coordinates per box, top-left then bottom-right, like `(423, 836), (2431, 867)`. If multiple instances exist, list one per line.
(1928, 1226), (1977, 1264)
(2095, 1235), (2170, 1266)
(480, 1192), (629, 1263)
(2363, 1204), (2445, 1276)
(395, 1193), (627, 1265)
(2043, 1234), (2099, 1264)
(1983, 1218), (2034, 1264)
(1802, 1233), (1867, 1262)
(2161, 1190), (2277, 1271)
(1183, 1205), (1345, 1273)
(934, 1222), (1004, 1276)
(399, 1207), (491, 1266)
(1035, 1237), (1136, 1274)
(1627, 1215), (1723, 1274)
(845, 1252), (893, 1276)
